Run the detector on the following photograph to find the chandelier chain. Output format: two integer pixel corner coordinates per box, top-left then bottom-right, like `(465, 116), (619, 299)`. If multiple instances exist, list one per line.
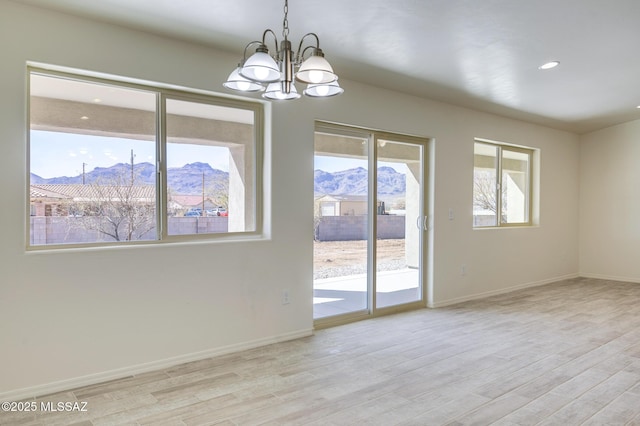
(282, 0), (289, 39)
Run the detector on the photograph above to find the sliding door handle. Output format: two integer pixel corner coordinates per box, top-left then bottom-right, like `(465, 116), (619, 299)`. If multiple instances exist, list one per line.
(416, 216), (429, 231)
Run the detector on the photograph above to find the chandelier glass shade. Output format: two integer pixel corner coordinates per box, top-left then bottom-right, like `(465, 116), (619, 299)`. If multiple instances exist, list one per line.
(239, 50), (281, 83)
(223, 0), (342, 101)
(303, 80), (344, 97)
(222, 66), (266, 92)
(295, 51), (336, 84)
(263, 81), (301, 100)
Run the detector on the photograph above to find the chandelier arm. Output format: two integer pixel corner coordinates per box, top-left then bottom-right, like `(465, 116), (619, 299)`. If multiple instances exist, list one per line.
(295, 33), (320, 62)
(299, 45), (317, 62)
(261, 29), (280, 54)
(242, 41), (264, 62)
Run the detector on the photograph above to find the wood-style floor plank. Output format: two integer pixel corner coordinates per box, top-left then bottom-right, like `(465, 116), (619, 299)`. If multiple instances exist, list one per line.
(2, 277), (640, 425)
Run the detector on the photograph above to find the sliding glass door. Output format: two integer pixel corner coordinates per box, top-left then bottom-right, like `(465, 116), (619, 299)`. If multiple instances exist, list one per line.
(314, 124), (428, 323)
(313, 131), (369, 318)
(375, 136), (423, 309)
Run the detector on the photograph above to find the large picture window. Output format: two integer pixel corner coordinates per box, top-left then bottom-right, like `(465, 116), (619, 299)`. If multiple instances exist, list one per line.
(473, 140), (534, 227)
(29, 69), (263, 247)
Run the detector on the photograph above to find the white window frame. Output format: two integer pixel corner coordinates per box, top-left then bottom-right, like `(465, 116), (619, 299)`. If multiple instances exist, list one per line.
(27, 66), (265, 249)
(473, 139), (535, 228)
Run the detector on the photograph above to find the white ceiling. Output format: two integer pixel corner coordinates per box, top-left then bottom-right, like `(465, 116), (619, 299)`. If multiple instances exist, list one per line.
(16, 0), (640, 134)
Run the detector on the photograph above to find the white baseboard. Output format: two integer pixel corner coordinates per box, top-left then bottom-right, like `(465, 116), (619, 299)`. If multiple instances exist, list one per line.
(7, 273), (625, 400)
(579, 272), (640, 284)
(427, 273), (580, 308)
(0, 328), (313, 402)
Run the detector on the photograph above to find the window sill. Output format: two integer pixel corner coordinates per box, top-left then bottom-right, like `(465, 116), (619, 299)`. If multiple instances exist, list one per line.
(473, 224), (539, 230)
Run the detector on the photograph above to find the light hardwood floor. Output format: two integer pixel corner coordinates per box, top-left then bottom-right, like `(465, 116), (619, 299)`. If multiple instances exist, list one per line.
(4, 277), (640, 425)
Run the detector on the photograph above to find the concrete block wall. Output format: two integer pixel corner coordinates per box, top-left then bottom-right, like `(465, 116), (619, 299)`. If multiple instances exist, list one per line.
(316, 215), (405, 241)
(30, 217), (229, 245)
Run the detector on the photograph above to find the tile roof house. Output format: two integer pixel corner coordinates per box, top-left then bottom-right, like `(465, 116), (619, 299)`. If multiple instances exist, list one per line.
(30, 184), (155, 216)
(168, 194), (217, 211)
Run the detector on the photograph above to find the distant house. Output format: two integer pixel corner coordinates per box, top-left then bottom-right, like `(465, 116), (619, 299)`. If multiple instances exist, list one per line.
(30, 185), (70, 216)
(314, 194), (401, 217)
(168, 194), (217, 213)
(315, 194), (368, 217)
(29, 184), (155, 216)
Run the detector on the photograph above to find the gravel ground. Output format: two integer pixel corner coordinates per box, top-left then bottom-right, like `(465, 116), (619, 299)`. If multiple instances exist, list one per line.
(314, 259), (407, 280)
(313, 239), (407, 280)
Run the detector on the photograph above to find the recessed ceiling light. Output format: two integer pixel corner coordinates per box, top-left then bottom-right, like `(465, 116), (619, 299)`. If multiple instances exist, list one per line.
(93, 98), (102, 103)
(80, 116), (89, 120)
(538, 61), (560, 70)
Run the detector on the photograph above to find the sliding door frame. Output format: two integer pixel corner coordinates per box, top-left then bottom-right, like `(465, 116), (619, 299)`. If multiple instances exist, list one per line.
(314, 121), (431, 329)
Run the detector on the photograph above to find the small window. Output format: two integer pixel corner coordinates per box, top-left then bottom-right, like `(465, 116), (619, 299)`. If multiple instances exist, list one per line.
(29, 69), (263, 247)
(473, 140), (534, 227)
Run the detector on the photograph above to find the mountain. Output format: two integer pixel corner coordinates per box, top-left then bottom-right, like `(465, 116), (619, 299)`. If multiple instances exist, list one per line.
(377, 166), (406, 195)
(31, 162), (229, 195)
(314, 166), (405, 196)
(167, 162), (228, 194)
(31, 163), (406, 197)
(30, 162), (157, 186)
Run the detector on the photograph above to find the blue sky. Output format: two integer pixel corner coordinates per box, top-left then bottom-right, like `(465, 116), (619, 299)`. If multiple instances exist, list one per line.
(30, 130), (406, 178)
(30, 131), (229, 178)
(314, 155), (366, 173)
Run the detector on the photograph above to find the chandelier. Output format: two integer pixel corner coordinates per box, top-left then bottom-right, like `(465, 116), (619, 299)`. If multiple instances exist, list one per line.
(223, 0), (343, 100)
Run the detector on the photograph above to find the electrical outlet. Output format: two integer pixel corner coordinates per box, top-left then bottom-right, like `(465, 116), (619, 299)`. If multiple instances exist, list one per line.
(461, 264), (467, 276)
(448, 208), (454, 220)
(282, 289), (290, 305)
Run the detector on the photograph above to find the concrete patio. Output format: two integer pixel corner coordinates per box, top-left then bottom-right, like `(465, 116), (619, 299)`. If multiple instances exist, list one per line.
(313, 268), (421, 318)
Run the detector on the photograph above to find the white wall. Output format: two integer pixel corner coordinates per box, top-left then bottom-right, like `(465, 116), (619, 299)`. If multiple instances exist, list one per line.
(580, 119), (640, 282)
(0, 1), (580, 398)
